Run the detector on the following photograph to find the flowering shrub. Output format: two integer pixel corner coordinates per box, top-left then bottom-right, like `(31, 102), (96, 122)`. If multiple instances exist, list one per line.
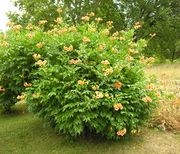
(0, 12), (160, 139)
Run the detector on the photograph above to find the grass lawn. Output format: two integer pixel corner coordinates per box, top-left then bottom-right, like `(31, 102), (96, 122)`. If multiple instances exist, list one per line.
(0, 113), (180, 154)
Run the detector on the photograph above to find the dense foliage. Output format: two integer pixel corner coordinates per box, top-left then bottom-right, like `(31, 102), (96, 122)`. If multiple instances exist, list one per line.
(1, 13), (160, 139)
(7, 0), (180, 62)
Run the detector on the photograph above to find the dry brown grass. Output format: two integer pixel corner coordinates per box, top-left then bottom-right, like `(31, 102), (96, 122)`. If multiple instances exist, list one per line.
(146, 63), (180, 80)
(150, 100), (180, 131)
(146, 64), (180, 132)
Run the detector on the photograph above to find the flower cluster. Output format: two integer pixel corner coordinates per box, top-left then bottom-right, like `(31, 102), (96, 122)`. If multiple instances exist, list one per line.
(119, 37), (125, 41)
(134, 22), (142, 29)
(36, 42), (44, 48)
(113, 103), (123, 111)
(107, 21), (113, 27)
(142, 96), (152, 102)
(12, 25), (22, 32)
(0, 41), (9, 47)
(69, 59), (81, 65)
(87, 12), (95, 17)
(17, 94), (26, 101)
(24, 82), (32, 87)
(104, 93), (112, 99)
(69, 26), (77, 32)
(63, 45), (73, 52)
(57, 8), (63, 13)
(114, 81), (122, 89)
(35, 60), (47, 67)
(54, 17), (63, 24)
(140, 56), (155, 65)
(38, 20), (47, 25)
(126, 56), (134, 62)
(95, 17), (103, 22)
(81, 12), (95, 22)
(97, 44), (106, 51)
(57, 28), (68, 34)
(156, 91), (161, 97)
(95, 91), (104, 99)
(33, 53), (41, 60)
(101, 60), (110, 65)
(103, 67), (113, 76)
(128, 48), (139, 55)
(83, 37), (91, 43)
(117, 128), (127, 136)
(92, 85), (99, 91)
(26, 33), (35, 39)
(77, 80), (88, 85)
(81, 16), (90, 22)
(26, 23), (39, 31)
(146, 83), (155, 90)
(102, 29), (110, 35)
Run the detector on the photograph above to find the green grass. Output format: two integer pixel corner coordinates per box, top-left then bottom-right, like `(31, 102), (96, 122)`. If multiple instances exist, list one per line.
(0, 114), (180, 154)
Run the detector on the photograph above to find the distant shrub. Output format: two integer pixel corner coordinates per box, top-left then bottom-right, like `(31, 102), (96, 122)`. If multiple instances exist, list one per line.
(0, 13), (160, 139)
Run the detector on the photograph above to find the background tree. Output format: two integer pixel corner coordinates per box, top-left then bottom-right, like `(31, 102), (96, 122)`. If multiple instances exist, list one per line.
(117, 0), (180, 61)
(8, 0), (125, 29)
(7, 0), (60, 29)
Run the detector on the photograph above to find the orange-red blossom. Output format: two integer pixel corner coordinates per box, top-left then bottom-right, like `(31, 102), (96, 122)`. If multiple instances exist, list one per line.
(95, 91), (103, 99)
(101, 60), (110, 65)
(103, 67), (113, 76)
(77, 80), (88, 85)
(35, 60), (47, 67)
(17, 94), (26, 101)
(92, 85), (99, 91)
(142, 96), (152, 102)
(63, 45), (73, 52)
(114, 81), (122, 89)
(83, 37), (91, 43)
(36, 42), (44, 48)
(117, 128), (127, 136)
(24, 82), (32, 87)
(81, 16), (90, 22)
(113, 103), (123, 111)
(33, 53), (41, 60)
(69, 59), (81, 65)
